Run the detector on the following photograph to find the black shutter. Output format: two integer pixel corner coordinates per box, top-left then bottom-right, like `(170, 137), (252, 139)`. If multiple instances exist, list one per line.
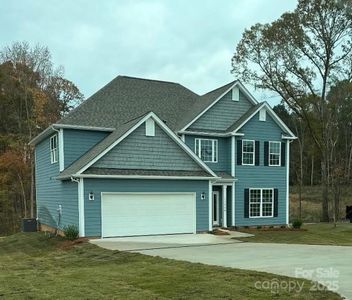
(244, 188), (249, 218)
(264, 141), (269, 166)
(274, 189), (279, 217)
(237, 140), (242, 165)
(255, 141), (260, 166)
(281, 142), (286, 166)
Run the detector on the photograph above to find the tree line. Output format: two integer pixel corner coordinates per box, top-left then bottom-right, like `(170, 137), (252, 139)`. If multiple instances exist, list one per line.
(0, 42), (83, 235)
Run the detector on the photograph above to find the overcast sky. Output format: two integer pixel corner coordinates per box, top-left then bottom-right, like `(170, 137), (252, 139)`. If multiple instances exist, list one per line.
(1, 0), (297, 105)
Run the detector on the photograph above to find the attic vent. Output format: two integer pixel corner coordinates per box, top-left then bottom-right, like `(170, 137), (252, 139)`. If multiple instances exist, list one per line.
(145, 118), (155, 136)
(259, 108), (266, 121)
(232, 86), (239, 101)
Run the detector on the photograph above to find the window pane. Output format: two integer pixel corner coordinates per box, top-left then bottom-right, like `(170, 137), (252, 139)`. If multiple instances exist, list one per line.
(262, 203), (273, 216)
(196, 139), (217, 162)
(243, 153), (254, 165)
(269, 142), (280, 166)
(250, 203), (260, 217)
(243, 140), (254, 152)
(262, 189), (273, 203)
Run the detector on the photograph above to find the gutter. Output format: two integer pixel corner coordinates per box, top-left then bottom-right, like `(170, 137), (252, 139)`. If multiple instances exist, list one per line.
(178, 131), (245, 137)
(56, 174), (221, 181)
(29, 124), (115, 146)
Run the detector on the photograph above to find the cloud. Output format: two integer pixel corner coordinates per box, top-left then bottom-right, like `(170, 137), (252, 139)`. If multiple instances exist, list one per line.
(0, 0), (297, 104)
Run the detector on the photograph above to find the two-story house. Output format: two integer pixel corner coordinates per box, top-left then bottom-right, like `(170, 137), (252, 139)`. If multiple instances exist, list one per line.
(30, 76), (296, 238)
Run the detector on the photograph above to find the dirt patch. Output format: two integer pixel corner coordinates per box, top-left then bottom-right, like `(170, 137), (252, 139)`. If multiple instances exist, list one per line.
(57, 238), (89, 250)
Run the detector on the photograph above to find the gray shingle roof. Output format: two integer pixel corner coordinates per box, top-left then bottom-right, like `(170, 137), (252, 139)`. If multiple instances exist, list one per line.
(57, 76), (238, 132)
(58, 76), (200, 131)
(83, 168), (211, 177)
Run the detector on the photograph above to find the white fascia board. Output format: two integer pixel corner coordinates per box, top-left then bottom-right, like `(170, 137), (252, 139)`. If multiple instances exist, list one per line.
(29, 124), (115, 146)
(76, 112), (218, 178)
(28, 126), (55, 145)
(74, 174), (221, 180)
(180, 80), (258, 132)
(178, 131), (244, 137)
(53, 124), (115, 132)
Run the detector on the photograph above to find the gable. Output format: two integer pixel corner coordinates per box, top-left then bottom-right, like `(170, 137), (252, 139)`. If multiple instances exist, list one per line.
(239, 112), (284, 141)
(92, 122), (204, 171)
(189, 89), (253, 131)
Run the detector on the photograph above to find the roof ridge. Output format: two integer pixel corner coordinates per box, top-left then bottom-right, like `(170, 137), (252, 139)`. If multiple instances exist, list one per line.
(201, 80), (237, 96)
(120, 75), (180, 85)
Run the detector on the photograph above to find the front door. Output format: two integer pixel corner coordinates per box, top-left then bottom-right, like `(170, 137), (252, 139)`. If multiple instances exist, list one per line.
(212, 191), (220, 226)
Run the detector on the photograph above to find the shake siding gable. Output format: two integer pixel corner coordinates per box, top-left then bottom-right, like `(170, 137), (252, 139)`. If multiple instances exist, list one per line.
(63, 129), (109, 168)
(189, 90), (253, 131)
(235, 112), (287, 225)
(93, 122), (203, 171)
(35, 137), (78, 229)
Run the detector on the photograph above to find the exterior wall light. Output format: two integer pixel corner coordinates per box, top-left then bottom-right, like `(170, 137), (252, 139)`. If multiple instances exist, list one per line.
(88, 192), (94, 201)
(201, 192), (206, 200)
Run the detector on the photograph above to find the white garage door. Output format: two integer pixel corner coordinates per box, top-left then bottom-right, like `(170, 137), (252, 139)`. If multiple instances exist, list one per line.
(101, 192), (196, 237)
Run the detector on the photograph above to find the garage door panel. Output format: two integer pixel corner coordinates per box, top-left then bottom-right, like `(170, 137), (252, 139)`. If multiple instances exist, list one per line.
(101, 193), (196, 237)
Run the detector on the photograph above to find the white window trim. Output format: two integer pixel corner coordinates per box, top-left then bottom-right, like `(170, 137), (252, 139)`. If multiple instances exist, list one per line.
(50, 134), (58, 164)
(269, 141), (281, 167)
(249, 188), (274, 218)
(242, 139), (255, 166)
(195, 138), (218, 163)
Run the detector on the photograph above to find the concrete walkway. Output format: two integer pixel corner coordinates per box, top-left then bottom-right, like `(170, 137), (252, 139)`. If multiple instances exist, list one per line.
(136, 242), (352, 299)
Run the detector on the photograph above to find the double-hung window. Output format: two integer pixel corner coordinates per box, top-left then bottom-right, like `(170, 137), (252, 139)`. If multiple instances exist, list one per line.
(195, 138), (218, 163)
(269, 141), (281, 166)
(249, 188), (273, 218)
(50, 134), (58, 164)
(242, 140), (255, 165)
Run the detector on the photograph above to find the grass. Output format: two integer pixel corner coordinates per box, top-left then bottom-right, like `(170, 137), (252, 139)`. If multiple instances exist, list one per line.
(290, 185), (352, 222)
(0, 233), (341, 299)
(237, 223), (352, 246)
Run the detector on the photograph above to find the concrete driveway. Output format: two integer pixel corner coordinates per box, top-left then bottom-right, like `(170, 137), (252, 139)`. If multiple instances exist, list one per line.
(91, 235), (352, 299)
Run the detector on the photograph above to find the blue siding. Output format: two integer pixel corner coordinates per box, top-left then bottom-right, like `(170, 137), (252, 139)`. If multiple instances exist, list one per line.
(35, 136), (78, 230)
(93, 123), (202, 171)
(189, 90), (253, 131)
(235, 112), (287, 226)
(184, 135), (231, 173)
(64, 129), (109, 168)
(83, 179), (210, 236)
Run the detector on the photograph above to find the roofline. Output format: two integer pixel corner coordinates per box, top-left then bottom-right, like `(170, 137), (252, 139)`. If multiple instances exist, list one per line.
(75, 112), (218, 178)
(232, 102), (296, 138)
(29, 124), (115, 145)
(178, 130), (245, 137)
(180, 80), (258, 132)
(57, 174), (220, 180)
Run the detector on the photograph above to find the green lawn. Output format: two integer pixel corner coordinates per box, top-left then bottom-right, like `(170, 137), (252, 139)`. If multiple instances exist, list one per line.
(0, 233), (341, 299)
(237, 223), (352, 246)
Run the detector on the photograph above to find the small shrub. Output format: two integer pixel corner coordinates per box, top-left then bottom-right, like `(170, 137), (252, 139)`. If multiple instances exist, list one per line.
(269, 225), (274, 229)
(63, 224), (79, 240)
(292, 219), (303, 229)
(256, 225), (262, 229)
(281, 225), (287, 229)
